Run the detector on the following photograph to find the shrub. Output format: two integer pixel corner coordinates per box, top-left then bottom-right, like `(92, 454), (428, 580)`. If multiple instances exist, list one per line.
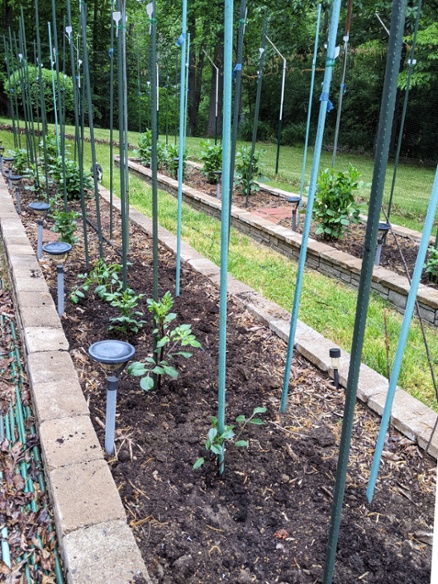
(234, 145), (266, 196)
(48, 157), (92, 201)
(313, 165), (362, 241)
(199, 140), (222, 183)
(425, 246), (438, 282)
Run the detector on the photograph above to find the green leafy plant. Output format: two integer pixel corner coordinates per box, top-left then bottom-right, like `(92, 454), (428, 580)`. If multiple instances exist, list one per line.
(165, 143), (186, 179)
(9, 148), (29, 174)
(313, 165), (362, 241)
(40, 131), (60, 164)
(51, 209), (81, 245)
(135, 130), (169, 170)
(104, 287), (146, 334)
(425, 246), (438, 282)
(128, 290), (201, 391)
(194, 406), (267, 471)
(234, 145), (266, 196)
(69, 259), (122, 304)
(48, 157), (92, 201)
(199, 140), (222, 183)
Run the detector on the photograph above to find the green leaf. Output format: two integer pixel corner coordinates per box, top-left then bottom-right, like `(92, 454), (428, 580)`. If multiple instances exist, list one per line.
(128, 362), (147, 376)
(249, 418), (265, 425)
(221, 428), (235, 440)
(208, 427), (218, 442)
(252, 407), (267, 415)
(211, 444), (223, 456)
(235, 415), (246, 424)
(235, 440), (248, 448)
(140, 376), (154, 391)
(193, 458), (205, 470)
(175, 351), (193, 359)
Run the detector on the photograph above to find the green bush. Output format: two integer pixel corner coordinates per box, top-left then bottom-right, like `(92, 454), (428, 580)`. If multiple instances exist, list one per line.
(135, 130), (169, 170)
(234, 145), (266, 196)
(48, 157), (92, 201)
(425, 246), (438, 282)
(313, 165), (361, 241)
(199, 140), (222, 183)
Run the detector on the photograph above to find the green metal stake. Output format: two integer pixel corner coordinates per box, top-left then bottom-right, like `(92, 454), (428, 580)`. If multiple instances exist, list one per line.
(217, 0), (234, 475)
(298, 3), (322, 227)
(331, 0), (353, 168)
(322, 3), (407, 582)
(245, 10), (267, 208)
(66, 0), (90, 268)
(136, 43), (142, 134)
(228, 0), (246, 233)
(3, 38), (18, 149)
(80, 2), (103, 259)
(48, 22), (59, 150)
(386, 0), (422, 224)
(175, 0), (188, 297)
(149, 0), (159, 303)
(109, 11), (115, 239)
(203, 49), (219, 145)
(367, 166), (438, 503)
(281, 0), (342, 414)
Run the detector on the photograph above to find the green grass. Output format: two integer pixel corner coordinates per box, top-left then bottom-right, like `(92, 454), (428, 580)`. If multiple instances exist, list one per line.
(1, 122), (438, 410)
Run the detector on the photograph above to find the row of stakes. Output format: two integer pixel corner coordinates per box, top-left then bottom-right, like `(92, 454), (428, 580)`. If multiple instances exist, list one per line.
(0, 147), (390, 456)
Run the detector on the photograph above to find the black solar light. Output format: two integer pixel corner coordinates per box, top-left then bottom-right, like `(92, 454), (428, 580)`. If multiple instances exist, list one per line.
(9, 174), (23, 214)
(29, 202), (50, 259)
(287, 196), (301, 232)
(214, 170), (222, 200)
(374, 222), (390, 266)
(42, 242), (72, 316)
(329, 347), (341, 389)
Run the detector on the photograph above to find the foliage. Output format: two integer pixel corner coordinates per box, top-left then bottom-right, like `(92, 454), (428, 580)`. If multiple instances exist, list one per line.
(135, 130), (168, 169)
(104, 288), (146, 334)
(199, 140), (222, 183)
(48, 157), (92, 201)
(313, 165), (362, 241)
(193, 407), (267, 471)
(8, 148), (29, 174)
(424, 246), (438, 282)
(41, 132), (60, 164)
(51, 209), (80, 246)
(69, 259), (122, 304)
(234, 146), (266, 196)
(128, 291), (201, 391)
(5, 65), (75, 123)
(165, 143), (186, 179)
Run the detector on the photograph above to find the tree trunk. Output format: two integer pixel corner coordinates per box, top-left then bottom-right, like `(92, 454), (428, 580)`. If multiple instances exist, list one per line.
(187, 17), (205, 136)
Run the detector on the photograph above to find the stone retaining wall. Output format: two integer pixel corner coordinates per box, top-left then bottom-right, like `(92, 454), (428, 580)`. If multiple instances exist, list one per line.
(124, 159), (438, 327)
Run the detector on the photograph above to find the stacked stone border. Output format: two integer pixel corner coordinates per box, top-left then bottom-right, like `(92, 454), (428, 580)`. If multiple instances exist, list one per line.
(124, 158), (438, 328)
(1, 178), (437, 583)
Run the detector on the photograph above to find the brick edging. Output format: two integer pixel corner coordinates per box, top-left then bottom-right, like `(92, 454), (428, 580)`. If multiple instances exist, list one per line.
(0, 182), (151, 584)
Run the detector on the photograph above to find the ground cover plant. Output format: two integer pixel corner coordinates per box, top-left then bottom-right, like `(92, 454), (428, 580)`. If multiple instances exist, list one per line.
(12, 181), (435, 584)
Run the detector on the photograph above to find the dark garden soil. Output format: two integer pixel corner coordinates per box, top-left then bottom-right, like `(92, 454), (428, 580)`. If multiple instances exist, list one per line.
(183, 166), (430, 288)
(12, 182), (436, 584)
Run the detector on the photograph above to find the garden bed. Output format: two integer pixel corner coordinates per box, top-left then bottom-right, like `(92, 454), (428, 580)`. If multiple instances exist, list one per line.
(183, 166), (426, 287)
(15, 186), (436, 584)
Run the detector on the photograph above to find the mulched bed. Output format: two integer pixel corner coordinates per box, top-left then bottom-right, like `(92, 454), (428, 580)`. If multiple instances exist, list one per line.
(12, 182), (435, 584)
(183, 166), (430, 288)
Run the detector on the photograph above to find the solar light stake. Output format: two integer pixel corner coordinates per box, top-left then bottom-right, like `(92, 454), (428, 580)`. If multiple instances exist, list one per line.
(329, 347), (341, 389)
(29, 201), (50, 259)
(88, 340), (136, 456)
(214, 170), (222, 199)
(9, 175), (23, 214)
(287, 196), (301, 232)
(42, 242), (72, 316)
(374, 222), (390, 266)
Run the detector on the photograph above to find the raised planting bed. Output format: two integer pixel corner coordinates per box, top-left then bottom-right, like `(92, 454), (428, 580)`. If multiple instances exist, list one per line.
(124, 158), (438, 328)
(2, 177), (436, 584)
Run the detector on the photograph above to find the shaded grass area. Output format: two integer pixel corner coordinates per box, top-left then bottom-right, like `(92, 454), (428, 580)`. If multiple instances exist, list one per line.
(1, 125), (438, 410)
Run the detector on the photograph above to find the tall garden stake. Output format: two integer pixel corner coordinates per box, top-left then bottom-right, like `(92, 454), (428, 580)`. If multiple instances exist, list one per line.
(175, 0), (188, 297)
(245, 10), (267, 208)
(281, 0), (342, 414)
(322, 2), (407, 582)
(266, 36), (286, 175)
(149, 0), (159, 303)
(80, 3), (103, 258)
(217, 0), (234, 475)
(228, 0), (246, 233)
(367, 165), (438, 503)
(66, 0), (89, 268)
(298, 3), (321, 227)
(109, 9), (115, 239)
(331, 0), (353, 167)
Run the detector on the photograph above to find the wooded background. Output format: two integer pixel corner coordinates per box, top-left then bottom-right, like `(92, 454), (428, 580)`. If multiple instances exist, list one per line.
(1, 0), (438, 161)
